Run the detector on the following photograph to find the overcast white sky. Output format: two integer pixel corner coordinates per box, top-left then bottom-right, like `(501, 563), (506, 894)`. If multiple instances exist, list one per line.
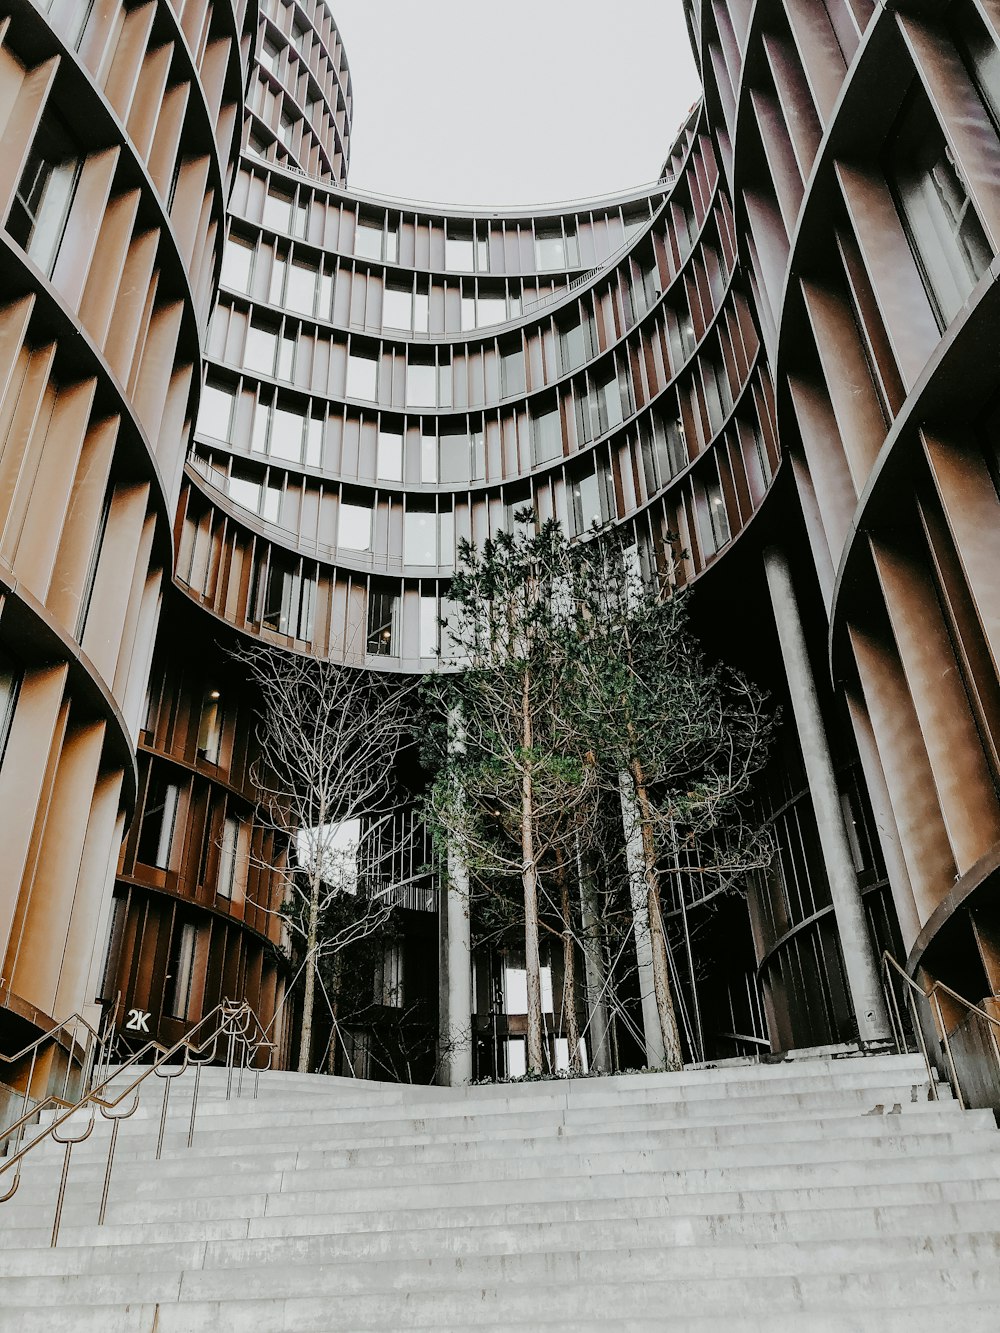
(326, 2), (702, 209)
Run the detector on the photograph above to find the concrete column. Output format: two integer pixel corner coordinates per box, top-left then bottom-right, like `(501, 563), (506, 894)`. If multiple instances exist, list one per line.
(619, 774), (667, 1067)
(577, 844), (612, 1073)
(441, 837), (474, 1086)
(440, 707), (473, 1086)
(763, 545), (891, 1044)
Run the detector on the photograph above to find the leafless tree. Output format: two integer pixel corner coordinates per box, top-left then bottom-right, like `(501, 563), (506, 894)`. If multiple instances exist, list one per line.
(233, 642), (415, 1072)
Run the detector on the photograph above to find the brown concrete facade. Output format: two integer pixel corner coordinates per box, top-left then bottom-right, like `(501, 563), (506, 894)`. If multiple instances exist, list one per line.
(5, 0), (1000, 1075)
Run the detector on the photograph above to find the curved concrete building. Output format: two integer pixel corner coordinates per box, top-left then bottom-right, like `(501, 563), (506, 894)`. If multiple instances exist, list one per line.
(4, 0), (1000, 1081)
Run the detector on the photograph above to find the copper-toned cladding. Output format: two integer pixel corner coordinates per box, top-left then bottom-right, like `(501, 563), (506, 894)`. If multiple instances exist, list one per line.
(3, 0), (999, 1073)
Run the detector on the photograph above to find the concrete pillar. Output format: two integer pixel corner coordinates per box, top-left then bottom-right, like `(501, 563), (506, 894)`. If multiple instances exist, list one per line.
(440, 707), (474, 1086)
(577, 845), (612, 1073)
(763, 545), (891, 1045)
(619, 774), (667, 1067)
(441, 836), (474, 1086)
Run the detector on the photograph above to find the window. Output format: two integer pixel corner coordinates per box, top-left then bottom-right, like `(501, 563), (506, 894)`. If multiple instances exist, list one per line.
(76, 483), (112, 640)
(221, 235), (253, 291)
(535, 225), (579, 270)
(558, 315), (586, 373)
(7, 107), (81, 276)
(339, 499), (372, 550)
(165, 919), (197, 1020)
(367, 586), (398, 654)
(404, 509), (437, 565)
(531, 401), (563, 464)
(259, 401), (310, 461)
(887, 90), (992, 328)
(374, 944), (404, 1007)
(278, 107), (295, 149)
(217, 815), (241, 899)
(500, 345), (525, 397)
(244, 322), (278, 375)
(578, 364), (629, 442)
(347, 350), (378, 400)
(421, 429), (438, 482)
(406, 359), (437, 408)
(478, 295), (506, 326)
(0, 655), (19, 768)
(570, 463), (608, 534)
(383, 282), (412, 330)
(198, 383), (236, 440)
(197, 692), (223, 763)
(137, 774), (180, 869)
(259, 35), (281, 73)
(376, 428), (403, 481)
(263, 188), (294, 233)
(257, 561), (315, 639)
(228, 467), (279, 520)
(505, 1038), (526, 1078)
(285, 259), (317, 315)
(697, 472), (731, 556)
(445, 229), (475, 270)
(413, 286), (429, 332)
(419, 594), (438, 657)
(355, 217), (384, 260)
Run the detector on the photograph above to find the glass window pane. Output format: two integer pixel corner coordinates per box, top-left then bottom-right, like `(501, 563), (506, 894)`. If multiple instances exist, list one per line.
(263, 191), (293, 233)
(404, 510), (437, 565)
(419, 595), (438, 657)
(339, 501), (372, 550)
(228, 471), (261, 512)
(534, 232), (566, 270)
(347, 352), (378, 400)
(285, 260), (316, 314)
(270, 405), (304, 460)
(406, 361), (437, 408)
(7, 109), (81, 277)
(445, 235), (474, 270)
(383, 284), (412, 329)
(355, 219), (383, 260)
(421, 431), (438, 482)
(531, 403), (562, 464)
(221, 236), (253, 291)
(244, 324), (277, 375)
(198, 383), (235, 440)
(377, 428), (403, 481)
(217, 817), (239, 898)
(367, 587), (397, 654)
(0, 655), (20, 769)
(478, 296), (506, 326)
(306, 418), (323, 467)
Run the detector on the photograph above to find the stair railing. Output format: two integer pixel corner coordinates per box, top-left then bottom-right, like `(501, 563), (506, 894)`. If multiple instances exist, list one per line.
(881, 951), (1000, 1112)
(0, 996), (121, 1148)
(0, 998), (275, 1245)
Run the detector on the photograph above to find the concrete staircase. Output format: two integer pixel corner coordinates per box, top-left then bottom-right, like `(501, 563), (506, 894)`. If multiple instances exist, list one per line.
(1, 1052), (1000, 1330)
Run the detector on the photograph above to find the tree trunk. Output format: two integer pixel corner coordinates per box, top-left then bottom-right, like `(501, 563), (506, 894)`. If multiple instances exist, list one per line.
(631, 759), (684, 1071)
(326, 953), (343, 1075)
(297, 874), (320, 1073)
(577, 841), (613, 1073)
(520, 668), (545, 1075)
(556, 850), (582, 1073)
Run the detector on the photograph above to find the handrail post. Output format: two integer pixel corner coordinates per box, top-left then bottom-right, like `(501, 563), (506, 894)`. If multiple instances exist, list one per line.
(98, 1119), (119, 1226)
(907, 986), (939, 1101)
(882, 966), (904, 1053)
(933, 989), (964, 1110)
(187, 1064), (202, 1149)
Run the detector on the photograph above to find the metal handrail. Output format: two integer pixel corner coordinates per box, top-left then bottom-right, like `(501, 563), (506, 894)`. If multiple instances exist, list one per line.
(0, 1004), (107, 1105)
(0, 998), (276, 1245)
(881, 951), (1000, 1111)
